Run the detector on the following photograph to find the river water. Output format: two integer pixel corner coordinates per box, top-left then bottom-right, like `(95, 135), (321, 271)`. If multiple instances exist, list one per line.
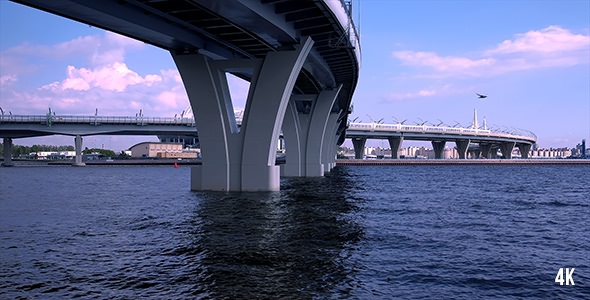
(1, 164), (588, 299)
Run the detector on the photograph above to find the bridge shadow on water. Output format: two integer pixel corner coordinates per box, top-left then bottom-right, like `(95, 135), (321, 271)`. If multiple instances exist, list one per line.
(187, 168), (365, 299)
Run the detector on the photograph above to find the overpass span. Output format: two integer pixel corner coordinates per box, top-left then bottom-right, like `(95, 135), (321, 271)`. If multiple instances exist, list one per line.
(347, 122), (537, 159)
(1, 115), (538, 166)
(11, 0), (361, 191)
(0, 115), (199, 138)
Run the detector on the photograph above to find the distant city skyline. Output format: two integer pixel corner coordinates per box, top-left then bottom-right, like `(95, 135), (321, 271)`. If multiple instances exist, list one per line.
(1, 0), (589, 152)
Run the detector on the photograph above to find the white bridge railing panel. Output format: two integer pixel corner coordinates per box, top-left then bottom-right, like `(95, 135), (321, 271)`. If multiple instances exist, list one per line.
(0, 115), (197, 127)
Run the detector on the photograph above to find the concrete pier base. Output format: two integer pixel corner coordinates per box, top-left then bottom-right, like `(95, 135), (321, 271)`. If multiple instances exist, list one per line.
(500, 142), (516, 159)
(352, 137), (367, 159)
(518, 143), (532, 158)
(480, 143), (492, 159)
(432, 141), (446, 159)
(388, 137), (403, 159)
(455, 139), (470, 159)
(2, 138), (14, 167)
(72, 135), (86, 166)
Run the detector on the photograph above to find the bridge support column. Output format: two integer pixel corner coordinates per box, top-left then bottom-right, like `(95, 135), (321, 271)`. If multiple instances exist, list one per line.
(517, 143), (531, 158)
(73, 135), (86, 166)
(387, 137), (403, 159)
(281, 86), (342, 177)
(173, 37), (313, 191)
(2, 138), (14, 167)
(455, 139), (470, 159)
(500, 142), (516, 159)
(480, 143), (492, 159)
(281, 98), (303, 177)
(473, 149), (481, 159)
(351, 137), (367, 159)
(322, 112), (341, 173)
(431, 141), (446, 159)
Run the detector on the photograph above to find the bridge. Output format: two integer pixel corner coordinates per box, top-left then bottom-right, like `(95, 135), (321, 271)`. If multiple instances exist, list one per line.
(346, 122), (537, 160)
(1, 113), (537, 165)
(10, 0), (361, 191)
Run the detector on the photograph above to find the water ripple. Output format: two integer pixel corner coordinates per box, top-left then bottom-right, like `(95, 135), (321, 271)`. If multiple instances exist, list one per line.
(0, 165), (588, 299)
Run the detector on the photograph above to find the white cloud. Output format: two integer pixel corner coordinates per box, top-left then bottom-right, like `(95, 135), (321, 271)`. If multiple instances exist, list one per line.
(392, 51), (495, 72)
(42, 63), (162, 93)
(487, 26), (590, 55)
(156, 90), (182, 108)
(1, 31), (190, 117)
(388, 89), (438, 101)
(104, 31), (144, 48)
(392, 25), (590, 77)
(1, 29), (255, 120)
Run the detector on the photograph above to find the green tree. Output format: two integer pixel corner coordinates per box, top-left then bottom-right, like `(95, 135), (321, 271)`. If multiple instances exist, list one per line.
(83, 148), (116, 157)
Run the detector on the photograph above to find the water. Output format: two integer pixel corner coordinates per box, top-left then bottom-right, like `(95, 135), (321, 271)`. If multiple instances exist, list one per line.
(1, 164), (589, 299)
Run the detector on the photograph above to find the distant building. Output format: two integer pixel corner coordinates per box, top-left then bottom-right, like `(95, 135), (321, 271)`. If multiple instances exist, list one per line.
(128, 142), (198, 158)
(158, 135), (199, 148)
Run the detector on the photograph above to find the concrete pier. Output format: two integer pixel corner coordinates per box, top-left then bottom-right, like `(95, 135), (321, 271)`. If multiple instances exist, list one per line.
(479, 143), (492, 159)
(500, 142), (516, 159)
(518, 143), (532, 159)
(352, 137), (367, 159)
(73, 135), (86, 166)
(431, 141), (446, 159)
(2, 138), (14, 167)
(173, 37), (314, 191)
(322, 112), (341, 173)
(388, 137), (403, 159)
(281, 86), (342, 177)
(455, 139), (470, 159)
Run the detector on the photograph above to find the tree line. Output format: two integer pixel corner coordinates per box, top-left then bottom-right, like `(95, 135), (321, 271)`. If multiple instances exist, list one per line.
(0, 144), (125, 158)
(0, 143), (74, 156)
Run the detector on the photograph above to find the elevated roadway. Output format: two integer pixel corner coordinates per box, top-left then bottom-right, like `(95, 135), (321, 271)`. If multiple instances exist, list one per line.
(347, 122), (537, 159)
(1, 115), (537, 166)
(0, 115), (199, 138)
(11, 0), (361, 191)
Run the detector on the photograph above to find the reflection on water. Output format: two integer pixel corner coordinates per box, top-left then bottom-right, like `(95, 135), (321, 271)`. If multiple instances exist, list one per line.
(192, 168), (364, 298)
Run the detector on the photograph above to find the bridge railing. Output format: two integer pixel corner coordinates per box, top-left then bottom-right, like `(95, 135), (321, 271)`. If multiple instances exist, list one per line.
(325, 0), (361, 60)
(0, 115), (197, 126)
(347, 122), (537, 142)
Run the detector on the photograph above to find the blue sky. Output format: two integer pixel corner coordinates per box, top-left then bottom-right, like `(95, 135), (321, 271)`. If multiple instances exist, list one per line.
(1, 0), (589, 151)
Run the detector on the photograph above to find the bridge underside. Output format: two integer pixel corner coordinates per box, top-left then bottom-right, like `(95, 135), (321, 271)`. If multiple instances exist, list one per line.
(12, 0), (361, 191)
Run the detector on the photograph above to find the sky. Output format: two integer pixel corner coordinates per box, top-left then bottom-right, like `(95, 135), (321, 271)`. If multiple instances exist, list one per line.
(1, 0), (589, 152)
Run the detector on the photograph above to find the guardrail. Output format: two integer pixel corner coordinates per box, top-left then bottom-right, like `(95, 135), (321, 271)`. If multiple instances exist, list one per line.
(0, 115), (197, 126)
(347, 122), (537, 142)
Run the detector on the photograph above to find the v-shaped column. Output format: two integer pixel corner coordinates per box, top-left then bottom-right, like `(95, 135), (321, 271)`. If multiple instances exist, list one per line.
(172, 37), (314, 191)
(282, 86), (342, 177)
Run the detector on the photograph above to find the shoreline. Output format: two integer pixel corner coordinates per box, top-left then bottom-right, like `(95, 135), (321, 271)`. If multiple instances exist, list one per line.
(335, 159), (590, 166)
(2, 158), (589, 167)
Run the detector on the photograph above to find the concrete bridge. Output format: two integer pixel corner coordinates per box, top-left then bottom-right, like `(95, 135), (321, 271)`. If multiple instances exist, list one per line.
(10, 0), (361, 191)
(346, 122), (537, 160)
(1, 113), (537, 167)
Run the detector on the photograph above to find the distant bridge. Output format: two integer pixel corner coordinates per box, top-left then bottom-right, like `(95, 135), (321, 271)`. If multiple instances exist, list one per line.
(346, 122), (537, 160)
(1, 114), (537, 166)
(0, 114), (199, 138)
